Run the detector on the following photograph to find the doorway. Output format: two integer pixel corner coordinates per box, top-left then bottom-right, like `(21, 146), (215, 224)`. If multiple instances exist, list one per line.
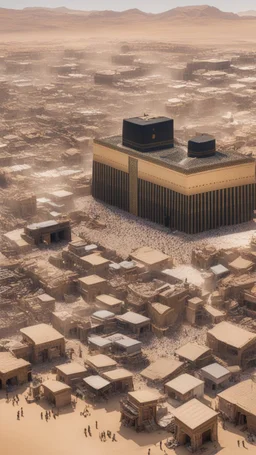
(202, 429), (212, 443)
(6, 376), (18, 387)
(39, 349), (48, 362)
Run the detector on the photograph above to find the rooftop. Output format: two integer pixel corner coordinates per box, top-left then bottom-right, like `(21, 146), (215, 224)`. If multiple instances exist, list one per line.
(80, 254), (110, 266)
(88, 336), (112, 348)
(78, 275), (107, 286)
(173, 399), (218, 430)
(207, 321), (256, 349)
(201, 363), (230, 380)
(162, 265), (204, 287)
(42, 380), (71, 394)
(20, 323), (64, 345)
(0, 352), (30, 374)
(83, 375), (110, 391)
(229, 256), (253, 271)
(218, 379), (256, 415)
(130, 246), (170, 265)
(128, 390), (161, 405)
(37, 293), (55, 303)
(141, 358), (184, 382)
(96, 294), (123, 306)
(124, 116), (170, 126)
(114, 337), (142, 349)
(175, 342), (211, 362)
(26, 220), (58, 230)
(117, 311), (150, 326)
(210, 264), (229, 276)
(92, 310), (115, 320)
(86, 354), (117, 369)
(95, 136), (253, 176)
(165, 374), (204, 395)
(103, 368), (133, 381)
(56, 362), (87, 376)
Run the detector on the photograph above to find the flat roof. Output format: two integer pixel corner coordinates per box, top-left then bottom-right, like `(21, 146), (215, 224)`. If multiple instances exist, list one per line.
(0, 352), (30, 374)
(173, 399), (218, 429)
(95, 136), (253, 176)
(141, 358), (184, 382)
(128, 390), (161, 404)
(218, 379), (256, 415)
(175, 343), (211, 362)
(207, 322), (256, 349)
(86, 354), (117, 369)
(88, 336), (112, 348)
(210, 264), (229, 276)
(201, 363), (230, 380)
(130, 246), (170, 265)
(114, 337), (142, 348)
(83, 375), (110, 390)
(230, 256), (253, 270)
(42, 380), (71, 394)
(20, 323), (64, 345)
(56, 362), (87, 376)
(78, 275), (106, 286)
(26, 220), (58, 230)
(162, 265), (204, 287)
(103, 368), (133, 382)
(124, 116), (170, 126)
(37, 293), (55, 302)
(165, 374), (204, 395)
(118, 311), (150, 325)
(96, 294), (123, 306)
(92, 310), (115, 320)
(81, 254), (110, 266)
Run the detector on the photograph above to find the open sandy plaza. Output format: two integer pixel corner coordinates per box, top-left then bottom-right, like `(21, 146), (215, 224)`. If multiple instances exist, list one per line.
(0, 387), (255, 455)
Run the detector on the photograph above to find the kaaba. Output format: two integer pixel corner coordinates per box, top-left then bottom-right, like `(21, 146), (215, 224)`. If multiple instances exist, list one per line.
(122, 116), (174, 152)
(188, 134), (216, 158)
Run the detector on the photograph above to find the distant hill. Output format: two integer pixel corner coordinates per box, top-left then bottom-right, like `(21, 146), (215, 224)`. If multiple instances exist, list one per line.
(238, 10), (256, 17)
(20, 5), (238, 20)
(157, 5), (238, 20)
(0, 5), (249, 35)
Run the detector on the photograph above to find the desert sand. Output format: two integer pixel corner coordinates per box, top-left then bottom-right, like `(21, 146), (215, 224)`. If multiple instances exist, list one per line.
(0, 388), (255, 455)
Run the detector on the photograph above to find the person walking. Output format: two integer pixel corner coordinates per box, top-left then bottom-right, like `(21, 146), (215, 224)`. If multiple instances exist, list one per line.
(237, 440), (240, 447)
(21, 407), (24, 417)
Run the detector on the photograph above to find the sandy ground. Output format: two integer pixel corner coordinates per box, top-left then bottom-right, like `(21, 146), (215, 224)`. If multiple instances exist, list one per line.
(0, 388), (255, 455)
(75, 197), (256, 264)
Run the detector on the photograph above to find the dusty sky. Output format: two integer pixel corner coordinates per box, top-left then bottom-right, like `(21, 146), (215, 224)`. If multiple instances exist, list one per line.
(0, 1), (255, 13)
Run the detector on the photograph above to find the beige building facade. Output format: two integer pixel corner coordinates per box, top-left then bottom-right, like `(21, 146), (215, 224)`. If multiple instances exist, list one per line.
(92, 119), (256, 234)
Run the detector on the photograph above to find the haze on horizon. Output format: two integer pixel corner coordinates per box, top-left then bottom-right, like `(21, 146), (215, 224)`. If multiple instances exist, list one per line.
(1, 0), (256, 13)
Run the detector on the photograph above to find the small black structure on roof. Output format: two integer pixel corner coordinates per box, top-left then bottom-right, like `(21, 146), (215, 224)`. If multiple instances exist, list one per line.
(188, 134), (216, 158)
(122, 116), (174, 153)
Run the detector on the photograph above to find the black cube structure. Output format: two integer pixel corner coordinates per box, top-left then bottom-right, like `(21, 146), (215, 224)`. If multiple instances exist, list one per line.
(188, 135), (216, 158)
(122, 116), (174, 153)
(92, 116), (256, 234)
